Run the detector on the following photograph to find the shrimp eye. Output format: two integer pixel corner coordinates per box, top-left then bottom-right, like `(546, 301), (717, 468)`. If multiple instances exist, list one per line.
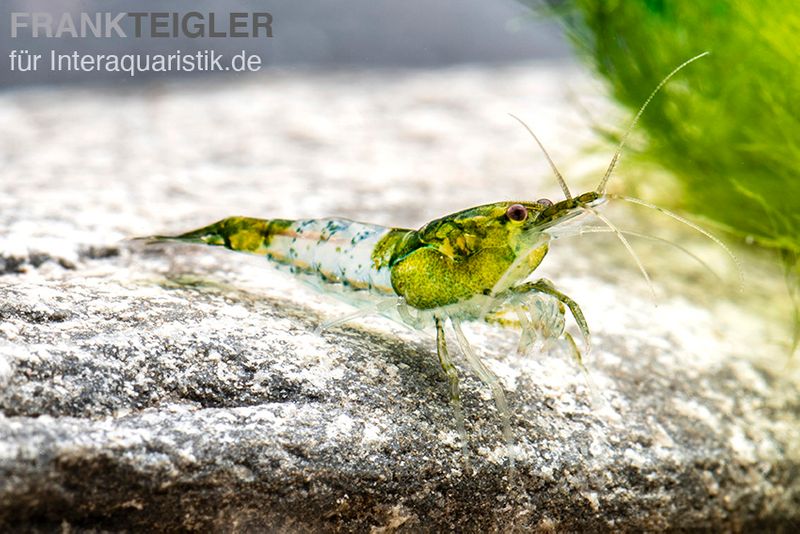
(506, 203), (528, 222)
(537, 198), (553, 208)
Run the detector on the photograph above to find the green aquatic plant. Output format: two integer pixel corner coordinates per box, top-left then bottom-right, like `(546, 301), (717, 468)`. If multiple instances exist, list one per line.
(529, 0), (800, 351)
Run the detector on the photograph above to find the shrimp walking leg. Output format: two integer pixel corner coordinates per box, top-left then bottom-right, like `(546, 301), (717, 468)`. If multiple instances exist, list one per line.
(502, 279), (603, 407)
(564, 331), (607, 409)
(314, 308), (376, 335)
(451, 319), (515, 468)
(314, 299), (398, 335)
(435, 317), (470, 467)
(509, 279), (591, 353)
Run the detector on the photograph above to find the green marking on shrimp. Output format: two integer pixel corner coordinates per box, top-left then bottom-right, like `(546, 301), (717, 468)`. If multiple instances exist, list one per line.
(370, 228), (416, 270)
(141, 53), (740, 470)
(389, 205), (551, 310)
(157, 216), (293, 253)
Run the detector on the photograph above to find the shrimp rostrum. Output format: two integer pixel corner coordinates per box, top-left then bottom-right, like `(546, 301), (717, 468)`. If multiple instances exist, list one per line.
(144, 53), (737, 466)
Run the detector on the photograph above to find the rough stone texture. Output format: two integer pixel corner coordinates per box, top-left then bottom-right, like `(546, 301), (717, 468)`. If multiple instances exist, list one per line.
(1, 65), (799, 532)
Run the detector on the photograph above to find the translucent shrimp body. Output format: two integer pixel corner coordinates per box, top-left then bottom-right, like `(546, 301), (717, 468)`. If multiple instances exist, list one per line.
(160, 217), (399, 295)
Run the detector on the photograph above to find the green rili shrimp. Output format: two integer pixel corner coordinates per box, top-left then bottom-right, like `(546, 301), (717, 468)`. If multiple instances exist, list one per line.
(145, 53), (738, 466)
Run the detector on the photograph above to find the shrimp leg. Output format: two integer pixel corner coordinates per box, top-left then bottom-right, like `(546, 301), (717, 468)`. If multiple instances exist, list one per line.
(435, 317), (470, 469)
(509, 279), (591, 354)
(314, 299), (398, 335)
(451, 319), (515, 468)
(504, 280), (605, 408)
(496, 278), (608, 408)
(314, 307), (376, 335)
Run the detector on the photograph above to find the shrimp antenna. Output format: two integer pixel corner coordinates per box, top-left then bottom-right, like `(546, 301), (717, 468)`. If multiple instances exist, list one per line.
(585, 206), (656, 299)
(608, 194), (744, 290)
(509, 113), (572, 200)
(574, 226), (723, 282)
(596, 51), (710, 194)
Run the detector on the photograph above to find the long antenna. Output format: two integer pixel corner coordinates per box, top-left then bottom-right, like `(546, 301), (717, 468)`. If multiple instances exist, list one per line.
(509, 113), (572, 200)
(609, 193), (744, 290)
(575, 225), (723, 282)
(585, 206), (656, 299)
(596, 51), (710, 194)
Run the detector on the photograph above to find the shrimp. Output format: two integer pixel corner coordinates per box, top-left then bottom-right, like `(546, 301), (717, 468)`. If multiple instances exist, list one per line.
(142, 52), (739, 468)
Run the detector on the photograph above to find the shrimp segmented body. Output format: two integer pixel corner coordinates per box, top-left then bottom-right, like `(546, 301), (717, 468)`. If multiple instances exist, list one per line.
(144, 52), (738, 467)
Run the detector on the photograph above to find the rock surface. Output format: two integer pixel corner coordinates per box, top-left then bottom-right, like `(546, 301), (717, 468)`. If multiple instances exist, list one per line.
(1, 65), (799, 532)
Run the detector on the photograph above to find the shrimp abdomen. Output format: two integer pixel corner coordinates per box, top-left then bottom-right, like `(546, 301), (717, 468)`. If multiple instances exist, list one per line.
(153, 216), (408, 297)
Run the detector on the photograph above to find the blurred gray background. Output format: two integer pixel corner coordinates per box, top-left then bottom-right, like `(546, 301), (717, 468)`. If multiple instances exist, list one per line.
(1, 0), (571, 89)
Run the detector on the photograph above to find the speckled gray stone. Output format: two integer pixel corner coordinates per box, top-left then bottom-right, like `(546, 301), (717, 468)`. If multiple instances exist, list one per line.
(1, 65), (798, 532)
